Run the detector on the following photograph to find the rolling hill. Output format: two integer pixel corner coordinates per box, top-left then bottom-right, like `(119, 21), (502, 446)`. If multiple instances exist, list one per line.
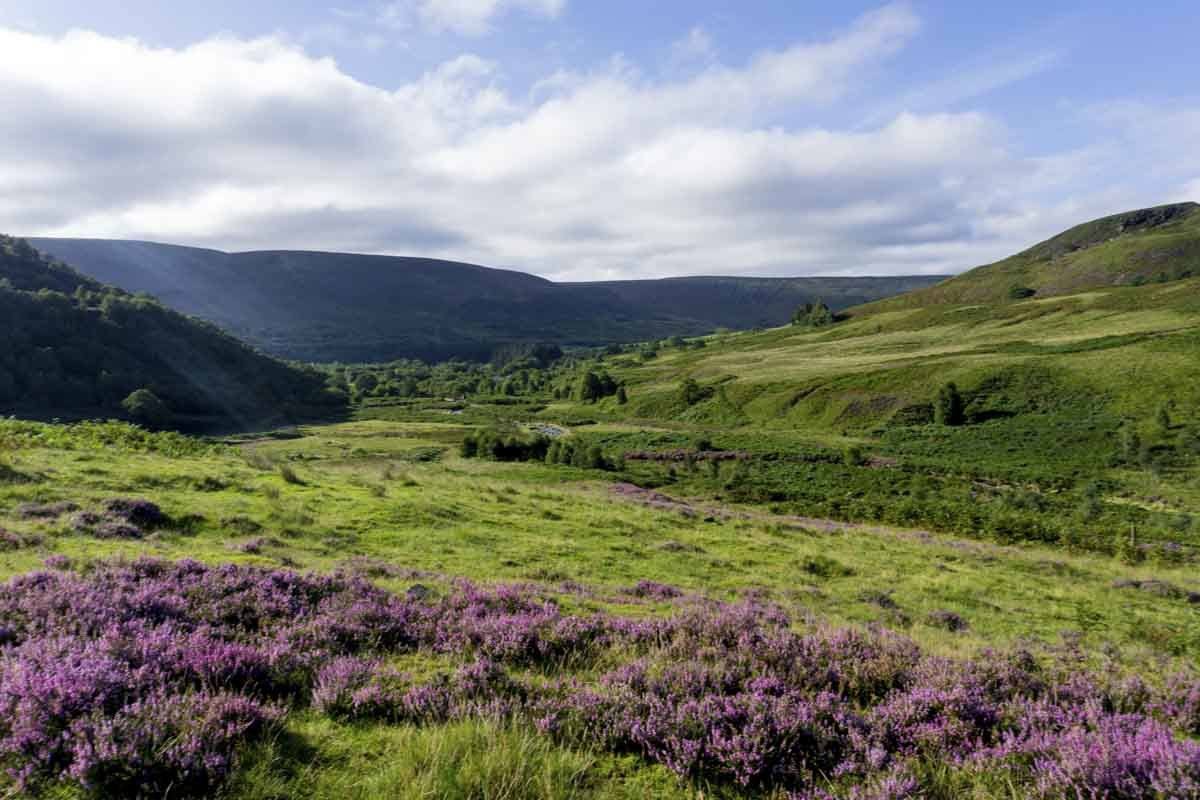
(25, 238), (943, 363)
(852, 201), (1200, 313)
(548, 204), (1200, 448)
(0, 236), (340, 429)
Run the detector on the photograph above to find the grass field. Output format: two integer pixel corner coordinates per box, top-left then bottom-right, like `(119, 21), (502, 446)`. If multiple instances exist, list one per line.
(2, 415), (1198, 798)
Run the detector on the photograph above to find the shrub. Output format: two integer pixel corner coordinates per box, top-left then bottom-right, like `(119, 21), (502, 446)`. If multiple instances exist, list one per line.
(461, 428), (552, 463)
(121, 388), (172, 429)
(792, 301), (835, 327)
(278, 464), (306, 486)
(843, 444), (868, 467)
(926, 610), (969, 632)
(680, 378), (707, 406)
(934, 383), (965, 427)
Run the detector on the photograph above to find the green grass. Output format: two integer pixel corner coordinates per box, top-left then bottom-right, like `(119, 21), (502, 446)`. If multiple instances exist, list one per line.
(3, 419), (1197, 668)
(853, 201), (1200, 310)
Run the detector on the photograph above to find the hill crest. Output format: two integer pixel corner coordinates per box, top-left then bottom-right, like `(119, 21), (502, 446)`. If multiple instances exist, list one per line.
(852, 202), (1200, 313)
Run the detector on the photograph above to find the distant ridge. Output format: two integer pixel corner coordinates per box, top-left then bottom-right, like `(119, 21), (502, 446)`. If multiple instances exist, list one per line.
(25, 238), (944, 363)
(853, 202), (1200, 313)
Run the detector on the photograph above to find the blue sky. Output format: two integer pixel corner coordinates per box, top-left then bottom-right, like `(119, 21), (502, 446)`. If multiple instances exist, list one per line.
(0, 1), (1197, 279)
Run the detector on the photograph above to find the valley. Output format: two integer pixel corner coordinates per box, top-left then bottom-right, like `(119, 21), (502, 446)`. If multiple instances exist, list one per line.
(1, 205), (1199, 798)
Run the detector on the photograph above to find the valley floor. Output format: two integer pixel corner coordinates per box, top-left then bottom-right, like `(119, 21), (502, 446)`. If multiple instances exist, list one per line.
(1, 417), (1197, 798)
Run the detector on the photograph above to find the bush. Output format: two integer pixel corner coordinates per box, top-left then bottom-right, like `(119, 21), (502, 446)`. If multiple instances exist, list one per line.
(843, 444), (867, 467)
(679, 378), (710, 407)
(461, 428), (552, 463)
(121, 388), (172, 429)
(1007, 285), (1036, 300)
(934, 383), (965, 427)
(792, 301), (835, 327)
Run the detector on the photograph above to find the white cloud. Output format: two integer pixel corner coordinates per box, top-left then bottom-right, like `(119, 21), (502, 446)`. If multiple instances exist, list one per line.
(378, 0), (565, 36)
(0, 4), (1193, 282)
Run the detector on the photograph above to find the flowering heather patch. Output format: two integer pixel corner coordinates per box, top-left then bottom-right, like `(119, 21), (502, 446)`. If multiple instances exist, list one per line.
(64, 498), (168, 540)
(100, 498), (168, 529)
(0, 529), (42, 551)
(0, 559), (1197, 798)
(13, 501), (78, 520)
(622, 579), (686, 600)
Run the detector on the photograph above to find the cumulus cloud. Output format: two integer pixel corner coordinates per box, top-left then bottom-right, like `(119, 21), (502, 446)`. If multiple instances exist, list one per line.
(378, 0), (565, 36)
(0, 4), (1191, 280)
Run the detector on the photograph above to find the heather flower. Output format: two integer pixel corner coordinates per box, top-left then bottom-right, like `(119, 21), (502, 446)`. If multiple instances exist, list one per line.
(623, 580), (685, 600)
(0, 558), (1197, 798)
(101, 498), (168, 528)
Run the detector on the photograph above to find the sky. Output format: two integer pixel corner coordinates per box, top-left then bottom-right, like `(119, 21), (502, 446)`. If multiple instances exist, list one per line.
(0, 1), (1197, 281)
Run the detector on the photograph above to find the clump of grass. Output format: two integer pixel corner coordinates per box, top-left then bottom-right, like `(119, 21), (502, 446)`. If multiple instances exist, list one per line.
(658, 540), (705, 554)
(221, 516), (264, 535)
(926, 609), (970, 632)
(192, 476), (230, 492)
(229, 718), (600, 800)
(14, 501), (79, 519)
(279, 464), (306, 486)
(242, 450), (275, 471)
(799, 555), (855, 579)
(0, 459), (36, 485)
(859, 589), (900, 610)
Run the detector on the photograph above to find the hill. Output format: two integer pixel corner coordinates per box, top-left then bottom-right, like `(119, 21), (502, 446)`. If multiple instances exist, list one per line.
(852, 201), (1200, 313)
(485, 206), (1200, 550)
(25, 238), (943, 363)
(592, 276), (1200, 436)
(0, 236), (340, 429)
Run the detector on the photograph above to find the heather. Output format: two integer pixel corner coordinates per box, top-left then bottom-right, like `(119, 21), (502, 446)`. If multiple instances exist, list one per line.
(0, 560), (1196, 798)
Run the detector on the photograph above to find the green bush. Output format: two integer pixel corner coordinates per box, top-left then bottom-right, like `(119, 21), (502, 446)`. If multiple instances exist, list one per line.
(934, 383), (965, 427)
(121, 389), (172, 429)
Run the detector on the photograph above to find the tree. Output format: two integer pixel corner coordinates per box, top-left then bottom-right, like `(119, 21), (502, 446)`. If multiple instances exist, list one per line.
(792, 301), (834, 328)
(122, 389), (171, 429)
(616, 385), (628, 405)
(934, 382), (965, 427)
(575, 371), (604, 403)
(352, 373), (379, 396)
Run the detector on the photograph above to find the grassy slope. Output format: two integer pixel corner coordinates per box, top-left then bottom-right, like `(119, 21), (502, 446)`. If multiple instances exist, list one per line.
(854, 201), (1200, 312)
(1, 418), (1197, 796)
(591, 277), (1200, 434)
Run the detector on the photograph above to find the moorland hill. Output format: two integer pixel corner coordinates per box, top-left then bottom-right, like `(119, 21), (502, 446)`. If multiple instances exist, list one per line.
(26, 238), (943, 363)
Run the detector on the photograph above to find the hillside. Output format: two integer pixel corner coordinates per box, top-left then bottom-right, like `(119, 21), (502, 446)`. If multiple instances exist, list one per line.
(515, 206), (1200, 536)
(589, 277), (1200, 434)
(852, 202), (1200, 313)
(0, 236), (340, 429)
(26, 238), (943, 363)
